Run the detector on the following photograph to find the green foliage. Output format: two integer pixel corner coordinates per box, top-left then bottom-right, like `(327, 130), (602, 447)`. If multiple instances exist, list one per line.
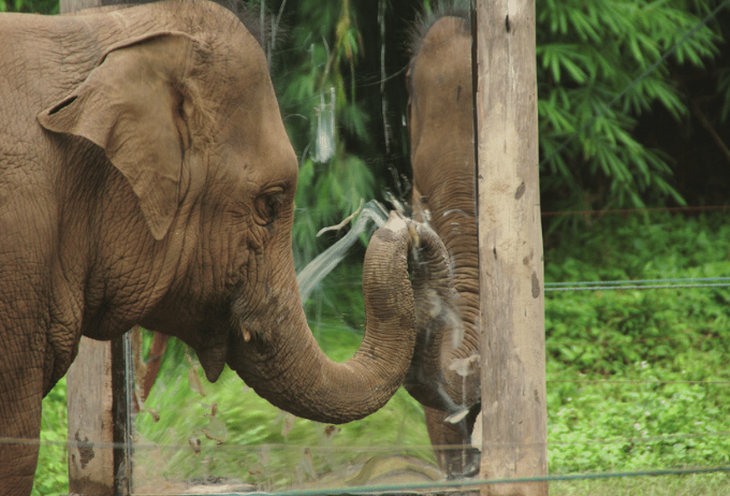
(249, 0), (384, 264)
(544, 212), (730, 474)
(551, 472), (730, 495)
(34, 378), (69, 496)
(257, 0), (730, 243)
(0, 0), (57, 13)
(537, 0), (725, 215)
(262, 0), (730, 242)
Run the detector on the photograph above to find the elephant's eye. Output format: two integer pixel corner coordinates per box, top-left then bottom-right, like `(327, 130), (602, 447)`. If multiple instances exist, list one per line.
(255, 190), (285, 228)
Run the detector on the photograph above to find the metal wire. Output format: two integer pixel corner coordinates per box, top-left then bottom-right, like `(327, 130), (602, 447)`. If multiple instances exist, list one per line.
(546, 334), (720, 347)
(15, 425), (730, 454)
(545, 277), (730, 292)
(542, 204), (730, 217)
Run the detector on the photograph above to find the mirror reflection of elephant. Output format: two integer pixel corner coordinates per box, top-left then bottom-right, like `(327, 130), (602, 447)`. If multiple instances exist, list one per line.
(404, 6), (482, 478)
(0, 2), (445, 494)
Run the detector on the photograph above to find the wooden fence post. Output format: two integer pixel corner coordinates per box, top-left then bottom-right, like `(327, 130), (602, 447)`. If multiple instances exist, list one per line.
(473, 0), (548, 494)
(66, 338), (114, 495)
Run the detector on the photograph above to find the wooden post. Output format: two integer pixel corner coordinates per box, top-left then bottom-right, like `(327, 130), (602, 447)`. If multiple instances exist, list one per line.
(66, 335), (132, 496)
(66, 338), (115, 496)
(473, 0), (548, 494)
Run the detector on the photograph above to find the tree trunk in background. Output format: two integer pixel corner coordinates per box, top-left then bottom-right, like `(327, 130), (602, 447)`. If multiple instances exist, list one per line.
(473, 0), (548, 494)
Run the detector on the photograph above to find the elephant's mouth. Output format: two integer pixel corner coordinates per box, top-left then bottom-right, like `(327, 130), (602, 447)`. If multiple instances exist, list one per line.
(189, 284), (261, 383)
(444, 402), (482, 479)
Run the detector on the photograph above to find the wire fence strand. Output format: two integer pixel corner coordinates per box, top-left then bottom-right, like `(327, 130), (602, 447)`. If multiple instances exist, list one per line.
(545, 276), (730, 292)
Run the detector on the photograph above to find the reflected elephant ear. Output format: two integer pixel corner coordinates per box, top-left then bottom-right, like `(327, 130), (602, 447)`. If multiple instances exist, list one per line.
(38, 32), (199, 241)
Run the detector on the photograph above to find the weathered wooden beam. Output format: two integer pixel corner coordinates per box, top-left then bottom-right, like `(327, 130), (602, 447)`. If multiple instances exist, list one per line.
(473, 0), (548, 494)
(66, 338), (115, 496)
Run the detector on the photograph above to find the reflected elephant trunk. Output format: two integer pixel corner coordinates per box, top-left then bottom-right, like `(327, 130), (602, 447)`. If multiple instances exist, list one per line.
(405, 218), (481, 417)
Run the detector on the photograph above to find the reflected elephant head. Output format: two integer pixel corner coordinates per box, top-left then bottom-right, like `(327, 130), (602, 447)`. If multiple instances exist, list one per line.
(405, 7), (481, 478)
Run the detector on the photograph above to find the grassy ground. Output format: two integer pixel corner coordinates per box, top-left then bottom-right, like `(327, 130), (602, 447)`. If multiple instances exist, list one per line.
(35, 212), (730, 494)
(550, 472), (730, 496)
(544, 213), (730, 477)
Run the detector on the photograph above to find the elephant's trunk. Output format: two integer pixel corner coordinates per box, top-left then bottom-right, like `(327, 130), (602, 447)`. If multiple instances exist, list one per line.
(227, 213), (440, 424)
(405, 209), (481, 416)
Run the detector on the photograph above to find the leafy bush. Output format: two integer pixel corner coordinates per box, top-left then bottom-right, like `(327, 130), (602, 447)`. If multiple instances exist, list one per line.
(0, 0), (56, 13)
(536, 0), (727, 215)
(545, 212), (730, 474)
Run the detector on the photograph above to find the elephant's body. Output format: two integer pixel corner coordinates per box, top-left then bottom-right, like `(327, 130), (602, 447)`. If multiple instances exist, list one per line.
(405, 7), (481, 478)
(0, 2), (438, 494)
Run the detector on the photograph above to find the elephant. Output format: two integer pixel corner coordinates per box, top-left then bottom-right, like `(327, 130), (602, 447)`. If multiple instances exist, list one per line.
(0, 1), (447, 494)
(403, 6), (482, 478)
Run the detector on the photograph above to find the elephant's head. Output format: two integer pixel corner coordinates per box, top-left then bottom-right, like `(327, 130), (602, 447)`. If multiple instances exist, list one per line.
(404, 9), (481, 477)
(33, 1), (427, 424)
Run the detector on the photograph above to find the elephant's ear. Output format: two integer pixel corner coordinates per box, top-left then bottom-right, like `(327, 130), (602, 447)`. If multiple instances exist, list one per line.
(38, 32), (199, 241)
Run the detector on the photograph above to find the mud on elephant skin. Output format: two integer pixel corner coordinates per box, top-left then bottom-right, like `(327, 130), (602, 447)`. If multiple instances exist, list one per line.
(404, 4), (482, 478)
(0, 2), (439, 494)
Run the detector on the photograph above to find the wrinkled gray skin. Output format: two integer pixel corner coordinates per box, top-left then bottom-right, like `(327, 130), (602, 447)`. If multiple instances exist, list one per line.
(0, 2), (434, 494)
(405, 12), (481, 478)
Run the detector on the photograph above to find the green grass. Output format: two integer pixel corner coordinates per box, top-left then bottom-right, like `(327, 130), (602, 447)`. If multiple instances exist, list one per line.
(544, 213), (730, 478)
(35, 212), (730, 494)
(35, 378), (69, 496)
(550, 472), (730, 496)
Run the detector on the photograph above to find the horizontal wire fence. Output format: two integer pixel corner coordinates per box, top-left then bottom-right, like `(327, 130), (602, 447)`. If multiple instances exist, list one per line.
(546, 276), (730, 292)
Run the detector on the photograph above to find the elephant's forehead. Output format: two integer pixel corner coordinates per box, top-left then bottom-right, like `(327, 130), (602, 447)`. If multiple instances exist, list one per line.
(415, 17), (471, 70)
(412, 18), (471, 99)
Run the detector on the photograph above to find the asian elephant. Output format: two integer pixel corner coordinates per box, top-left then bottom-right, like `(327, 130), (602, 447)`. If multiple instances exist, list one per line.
(404, 7), (481, 478)
(0, 1), (442, 494)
